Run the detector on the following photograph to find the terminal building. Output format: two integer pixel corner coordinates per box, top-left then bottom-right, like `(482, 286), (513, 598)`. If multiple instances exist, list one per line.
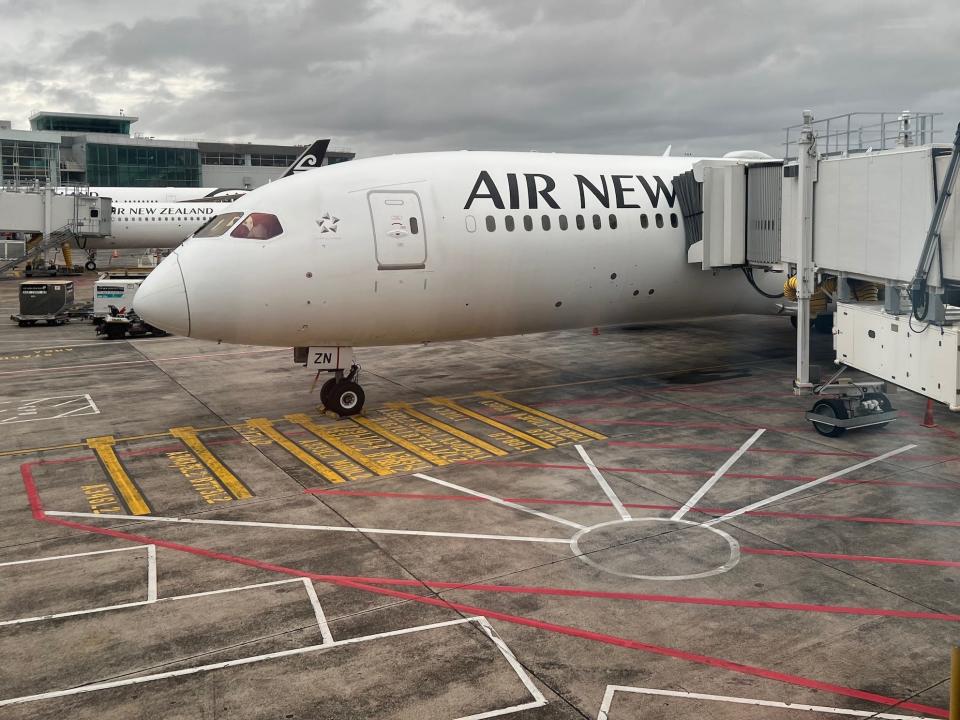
(0, 111), (354, 190)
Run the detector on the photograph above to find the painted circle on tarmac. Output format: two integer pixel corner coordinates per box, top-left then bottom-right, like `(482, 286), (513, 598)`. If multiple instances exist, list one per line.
(570, 517), (740, 581)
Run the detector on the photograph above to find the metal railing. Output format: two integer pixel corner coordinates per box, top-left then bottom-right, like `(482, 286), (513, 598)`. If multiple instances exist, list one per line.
(0, 224), (77, 276)
(784, 111), (942, 159)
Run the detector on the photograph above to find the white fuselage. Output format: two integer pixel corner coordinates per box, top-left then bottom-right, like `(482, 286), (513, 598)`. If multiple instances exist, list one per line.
(58, 186), (247, 203)
(84, 201), (222, 249)
(135, 151), (779, 346)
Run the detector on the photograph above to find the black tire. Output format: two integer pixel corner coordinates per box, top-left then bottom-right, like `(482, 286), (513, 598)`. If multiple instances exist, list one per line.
(813, 313), (834, 333)
(325, 381), (365, 416)
(105, 324), (125, 340)
(85, 260), (97, 271)
(810, 398), (848, 437)
(319, 378), (337, 408)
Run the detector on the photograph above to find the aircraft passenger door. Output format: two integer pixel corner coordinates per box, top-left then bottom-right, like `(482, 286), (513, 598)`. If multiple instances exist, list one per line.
(367, 191), (427, 270)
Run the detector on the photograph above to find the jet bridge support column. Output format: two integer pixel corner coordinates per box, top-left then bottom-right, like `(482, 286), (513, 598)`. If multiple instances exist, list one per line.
(794, 111), (817, 393)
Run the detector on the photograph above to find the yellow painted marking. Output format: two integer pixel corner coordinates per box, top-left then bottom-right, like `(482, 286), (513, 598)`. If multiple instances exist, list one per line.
(475, 392), (607, 440)
(427, 397), (554, 450)
(286, 414), (393, 476)
(170, 427), (253, 500)
(351, 416), (450, 466)
(0, 441), (85, 458)
(85, 435), (150, 515)
(387, 403), (508, 457)
(246, 418), (345, 484)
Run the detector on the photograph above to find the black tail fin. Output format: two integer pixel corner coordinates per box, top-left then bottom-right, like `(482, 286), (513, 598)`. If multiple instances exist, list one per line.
(281, 139), (330, 178)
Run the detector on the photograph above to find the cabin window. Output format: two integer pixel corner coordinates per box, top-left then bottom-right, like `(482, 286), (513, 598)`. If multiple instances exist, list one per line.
(231, 212), (284, 239)
(541, 215), (551, 231)
(609, 214), (618, 230)
(465, 216), (477, 233)
(640, 214), (649, 229)
(523, 215), (533, 231)
(505, 215), (515, 231)
(559, 215), (568, 230)
(485, 215), (496, 232)
(655, 213), (664, 228)
(670, 213), (679, 228)
(410, 217), (419, 234)
(576, 215), (585, 230)
(592, 214), (602, 230)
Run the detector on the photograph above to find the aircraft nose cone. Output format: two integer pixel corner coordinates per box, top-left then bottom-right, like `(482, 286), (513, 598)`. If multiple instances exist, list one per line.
(135, 253), (190, 336)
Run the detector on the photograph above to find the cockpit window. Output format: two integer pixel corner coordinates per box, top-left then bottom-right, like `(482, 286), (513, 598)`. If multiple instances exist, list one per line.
(194, 212), (243, 237)
(231, 213), (284, 239)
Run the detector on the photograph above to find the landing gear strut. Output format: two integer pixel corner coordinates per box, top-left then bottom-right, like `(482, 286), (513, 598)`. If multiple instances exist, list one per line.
(319, 364), (365, 416)
(84, 250), (97, 271)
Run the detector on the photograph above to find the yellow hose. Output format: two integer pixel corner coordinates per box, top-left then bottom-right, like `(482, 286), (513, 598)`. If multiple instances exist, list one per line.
(61, 243), (72, 268)
(783, 275), (829, 315)
(851, 279), (879, 301)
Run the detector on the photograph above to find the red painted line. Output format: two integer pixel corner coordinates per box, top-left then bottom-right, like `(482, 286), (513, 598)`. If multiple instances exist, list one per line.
(21, 467), (948, 717)
(354, 578), (960, 623)
(459, 460), (955, 490)
(606, 440), (960, 464)
(742, 547), (960, 568)
(306, 488), (960, 529)
(575, 417), (952, 440)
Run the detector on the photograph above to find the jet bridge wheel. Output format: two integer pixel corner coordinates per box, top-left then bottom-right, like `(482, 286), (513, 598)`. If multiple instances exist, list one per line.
(810, 398), (849, 437)
(322, 380), (365, 417)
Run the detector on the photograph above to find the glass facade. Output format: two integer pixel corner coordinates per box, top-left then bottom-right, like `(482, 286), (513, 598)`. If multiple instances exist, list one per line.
(1, 140), (56, 186)
(250, 153), (296, 167)
(86, 143), (201, 187)
(201, 152), (244, 166)
(33, 116), (131, 135)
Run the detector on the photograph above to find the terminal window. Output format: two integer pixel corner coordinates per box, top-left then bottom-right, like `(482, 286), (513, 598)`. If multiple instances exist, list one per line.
(250, 153), (297, 167)
(201, 152), (244, 166)
(86, 143), (200, 187)
(1, 140), (55, 185)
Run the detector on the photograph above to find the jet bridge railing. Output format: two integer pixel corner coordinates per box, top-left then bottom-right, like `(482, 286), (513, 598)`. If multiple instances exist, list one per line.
(783, 111), (941, 160)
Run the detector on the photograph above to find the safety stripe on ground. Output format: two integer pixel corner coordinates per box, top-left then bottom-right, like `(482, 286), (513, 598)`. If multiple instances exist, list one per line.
(85, 436), (151, 515)
(169, 426), (253, 500)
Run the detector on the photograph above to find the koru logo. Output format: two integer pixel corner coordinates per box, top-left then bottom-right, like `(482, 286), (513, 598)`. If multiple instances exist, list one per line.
(292, 154), (319, 173)
(316, 212), (340, 233)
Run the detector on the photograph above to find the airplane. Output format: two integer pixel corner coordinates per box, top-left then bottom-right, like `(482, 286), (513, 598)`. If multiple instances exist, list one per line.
(71, 140), (332, 268)
(56, 139), (331, 204)
(134, 150), (783, 416)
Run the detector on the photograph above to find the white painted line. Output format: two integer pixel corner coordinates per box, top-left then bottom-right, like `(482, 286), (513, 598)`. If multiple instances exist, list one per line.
(0, 578), (313, 627)
(414, 473), (586, 531)
(671, 428), (765, 521)
(0, 393), (100, 424)
(701, 444), (916, 528)
(596, 686), (939, 720)
(0, 546), (143, 567)
(471, 617), (547, 716)
(0, 616), (541, 713)
(0, 347), (287, 377)
(301, 579), (334, 646)
(44, 511), (572, 544)
(146, 544), (157, 602)
(575, 444), (630, 521)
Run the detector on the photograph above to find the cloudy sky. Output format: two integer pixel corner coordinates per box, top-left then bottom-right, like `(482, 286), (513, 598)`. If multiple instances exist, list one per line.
(3, 0), (958, 158)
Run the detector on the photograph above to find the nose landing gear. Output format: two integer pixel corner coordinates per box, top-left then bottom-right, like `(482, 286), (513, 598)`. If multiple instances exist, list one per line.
(319, 365), (365, 416)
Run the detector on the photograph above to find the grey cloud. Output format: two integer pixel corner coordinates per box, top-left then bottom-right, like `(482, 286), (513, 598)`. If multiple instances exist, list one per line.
(2, 0), (959, 158)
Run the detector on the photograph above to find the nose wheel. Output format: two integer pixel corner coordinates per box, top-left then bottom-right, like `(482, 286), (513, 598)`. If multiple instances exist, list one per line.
(320, 365), (365, 416)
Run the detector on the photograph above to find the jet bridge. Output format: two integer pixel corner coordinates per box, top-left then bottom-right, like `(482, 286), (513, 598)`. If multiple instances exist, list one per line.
(678, 110), (960, 433)
(0, 188), (111, 274)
